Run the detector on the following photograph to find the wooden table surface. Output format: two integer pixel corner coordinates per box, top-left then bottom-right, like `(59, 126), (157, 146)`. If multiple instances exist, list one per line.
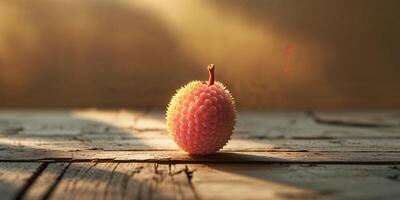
(0, 109), (400, 200)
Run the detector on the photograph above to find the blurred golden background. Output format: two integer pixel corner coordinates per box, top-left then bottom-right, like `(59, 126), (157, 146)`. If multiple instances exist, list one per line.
(0, 0), (399, 109)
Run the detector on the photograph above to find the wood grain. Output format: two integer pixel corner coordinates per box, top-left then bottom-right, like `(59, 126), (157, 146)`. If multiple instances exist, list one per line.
(22, 163), (69, 200)
(3, 136), (400, 152)
(0, 162), (42, 200)
(0, 110), (400, 199)
(10, 163), (399, 200)
(48, 163), (197, 200)
(1, 110), (400, 162)
(189, 164), (400, 200)
(0, 150), (399, 163)
(313, 111), (400, 127)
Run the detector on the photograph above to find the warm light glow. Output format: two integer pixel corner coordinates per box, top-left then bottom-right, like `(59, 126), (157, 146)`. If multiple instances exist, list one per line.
(1, 0), (396, 109)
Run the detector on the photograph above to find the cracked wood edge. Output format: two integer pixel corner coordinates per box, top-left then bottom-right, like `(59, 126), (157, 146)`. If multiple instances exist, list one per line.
(45, 162), (197, 200)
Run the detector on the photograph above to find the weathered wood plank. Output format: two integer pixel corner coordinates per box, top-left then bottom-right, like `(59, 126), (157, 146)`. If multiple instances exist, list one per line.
(1, 110), (400, 162)
(0, 110), (398, 200)
(0, 109), (144, 136)
(189, 164), (400, 200)
(22, 163), (69, 200)
(48, 163), (196, 200)
(2, 110), (400, 139)
(235, 111), (400, 139)
(0, 150), (399, 163)
(313, 111), (400, 127)
(0, 162), (42, 200)
(2, 136), (400, 152)
(85, 137), (400, 152)
(4, 162), (399, 200)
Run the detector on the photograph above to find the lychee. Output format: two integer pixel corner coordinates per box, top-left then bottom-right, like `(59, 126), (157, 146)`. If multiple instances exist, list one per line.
(166, 64), (236, 155)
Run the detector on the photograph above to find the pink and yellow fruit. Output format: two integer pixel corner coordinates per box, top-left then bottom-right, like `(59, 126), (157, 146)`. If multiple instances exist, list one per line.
(166, 64), (236, 155)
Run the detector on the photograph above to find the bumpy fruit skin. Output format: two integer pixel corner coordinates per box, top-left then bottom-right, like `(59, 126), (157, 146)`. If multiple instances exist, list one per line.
(166, 81), (236, 155)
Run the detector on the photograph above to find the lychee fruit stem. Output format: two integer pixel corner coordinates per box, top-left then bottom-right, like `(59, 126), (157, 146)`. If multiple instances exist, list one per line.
(207, 64), (215, 86)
